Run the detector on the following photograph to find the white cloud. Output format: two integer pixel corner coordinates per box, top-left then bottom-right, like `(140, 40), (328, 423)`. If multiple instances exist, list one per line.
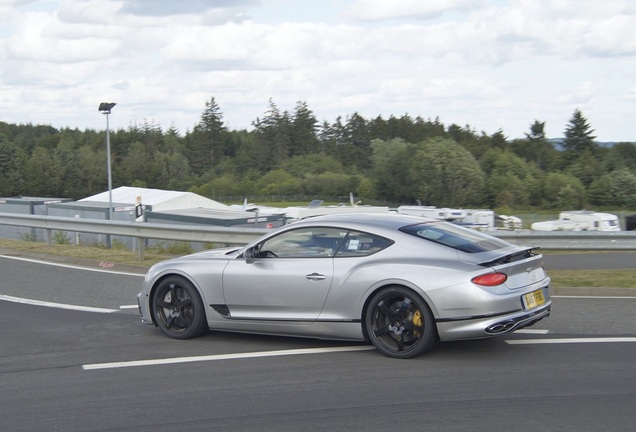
(0, 0), (634, 141)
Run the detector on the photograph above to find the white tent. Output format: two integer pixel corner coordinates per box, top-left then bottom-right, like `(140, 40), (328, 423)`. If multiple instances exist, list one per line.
(79, 186), (229, 212)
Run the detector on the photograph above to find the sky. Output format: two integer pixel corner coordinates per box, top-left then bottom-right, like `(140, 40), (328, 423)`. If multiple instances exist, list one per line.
(0, 0), (635, 142)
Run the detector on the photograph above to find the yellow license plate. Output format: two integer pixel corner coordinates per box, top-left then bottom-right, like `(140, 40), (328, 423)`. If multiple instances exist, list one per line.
(522, 289), (545, 310)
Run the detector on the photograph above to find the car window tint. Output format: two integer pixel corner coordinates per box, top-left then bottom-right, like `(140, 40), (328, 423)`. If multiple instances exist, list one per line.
(400, 221), (509, 253)
(259, 227), (346, 258)
(335, 230), (393, 257)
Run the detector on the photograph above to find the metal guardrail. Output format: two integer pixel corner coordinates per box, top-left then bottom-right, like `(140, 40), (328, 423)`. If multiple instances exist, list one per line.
(492, 230), (636, 250)
(1, 213), (636, 261)
(0, 212), (269, 260)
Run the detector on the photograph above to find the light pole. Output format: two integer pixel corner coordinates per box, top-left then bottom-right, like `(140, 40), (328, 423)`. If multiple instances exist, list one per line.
(98, 102), (116, 247)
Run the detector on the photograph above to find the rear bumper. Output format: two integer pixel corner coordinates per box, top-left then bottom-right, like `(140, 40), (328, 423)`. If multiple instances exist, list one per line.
(436, 302), (552, 341)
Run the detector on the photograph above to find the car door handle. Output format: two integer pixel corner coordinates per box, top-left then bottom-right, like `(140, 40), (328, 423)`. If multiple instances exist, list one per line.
(306, 273), (326, 281)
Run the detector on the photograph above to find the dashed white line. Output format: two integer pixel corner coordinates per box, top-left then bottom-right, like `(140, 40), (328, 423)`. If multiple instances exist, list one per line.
(82, 346), (377, 370)
(514, 329), (551, 334)
(0, 294), (118, 313)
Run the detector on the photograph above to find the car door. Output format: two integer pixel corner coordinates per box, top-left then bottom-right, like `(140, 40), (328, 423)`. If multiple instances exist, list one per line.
(222, 227), (345, 321)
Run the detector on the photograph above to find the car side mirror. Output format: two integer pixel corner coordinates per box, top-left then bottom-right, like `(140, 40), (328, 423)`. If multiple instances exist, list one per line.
(244, 246), (256, 264)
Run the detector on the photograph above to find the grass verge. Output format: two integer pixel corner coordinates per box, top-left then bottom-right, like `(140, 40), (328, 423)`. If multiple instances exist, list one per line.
(547, 269), (636, 289)
(0, 238), (171, 267)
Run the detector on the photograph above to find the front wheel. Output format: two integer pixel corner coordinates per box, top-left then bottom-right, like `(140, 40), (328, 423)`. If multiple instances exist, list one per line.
(152, 276), (208, 339)
(365, 287), (437, 358)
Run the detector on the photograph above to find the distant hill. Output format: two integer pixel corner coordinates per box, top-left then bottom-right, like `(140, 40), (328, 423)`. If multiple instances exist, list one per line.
(547, 139), (631, 149)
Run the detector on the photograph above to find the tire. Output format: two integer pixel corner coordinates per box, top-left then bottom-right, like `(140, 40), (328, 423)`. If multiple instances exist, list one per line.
(152, 276), (208, 339)
(365, 286), (437, 359)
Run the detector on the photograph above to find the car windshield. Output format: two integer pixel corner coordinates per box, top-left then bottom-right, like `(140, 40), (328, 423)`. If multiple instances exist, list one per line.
(399, 222), (510, 253)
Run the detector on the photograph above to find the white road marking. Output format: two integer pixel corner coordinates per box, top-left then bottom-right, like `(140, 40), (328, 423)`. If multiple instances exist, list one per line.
(0, 294), (118, 313)
(83, 346), (376, 370)
(506, 337), (636, 345)
(514, 329), (551, 334)
(552, 295), (636, 300)
(119, 305), (139, 310)
(0, 254), (145, 277)
(84, 336), (636, 370)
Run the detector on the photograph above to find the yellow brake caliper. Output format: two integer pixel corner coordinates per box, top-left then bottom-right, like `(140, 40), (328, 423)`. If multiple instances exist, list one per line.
(412, 309), (422, 335)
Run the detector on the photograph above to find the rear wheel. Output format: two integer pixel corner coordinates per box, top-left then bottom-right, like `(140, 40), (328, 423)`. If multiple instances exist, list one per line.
(152, 276), (208, 339)
(365, 286), (437, 358)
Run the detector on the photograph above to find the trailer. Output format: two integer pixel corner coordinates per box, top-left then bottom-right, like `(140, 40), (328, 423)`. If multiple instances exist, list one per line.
(559, 211), (621, 231)
(531, 210), (621, 232)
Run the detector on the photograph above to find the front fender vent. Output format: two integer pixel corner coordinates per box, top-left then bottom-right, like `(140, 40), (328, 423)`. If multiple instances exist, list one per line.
(210, 304), (231, 318)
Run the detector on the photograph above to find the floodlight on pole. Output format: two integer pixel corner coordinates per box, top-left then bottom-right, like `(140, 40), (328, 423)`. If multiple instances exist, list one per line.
(99, 102), (116, 247)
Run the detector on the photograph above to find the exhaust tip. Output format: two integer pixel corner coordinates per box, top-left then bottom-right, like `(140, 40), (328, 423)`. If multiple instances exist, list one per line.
(486, 320), (516, 334)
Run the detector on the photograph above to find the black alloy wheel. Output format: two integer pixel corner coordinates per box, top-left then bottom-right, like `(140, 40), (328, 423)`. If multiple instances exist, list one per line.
(152, 276), (208, 339)
(365, 286), (437, 358)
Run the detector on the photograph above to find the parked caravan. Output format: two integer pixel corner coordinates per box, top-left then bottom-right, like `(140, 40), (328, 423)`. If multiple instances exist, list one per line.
(461, 210), (495, 230)
(559, 211), (621, 231)
(531, 210), (621, 232)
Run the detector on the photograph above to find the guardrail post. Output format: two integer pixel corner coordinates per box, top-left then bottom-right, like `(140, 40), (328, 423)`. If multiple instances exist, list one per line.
(138, 237), (144, 261)
(46, 228), (52, 246)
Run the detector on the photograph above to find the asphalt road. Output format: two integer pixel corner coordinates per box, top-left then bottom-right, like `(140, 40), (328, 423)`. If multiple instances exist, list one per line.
(1, 255), (635, 432)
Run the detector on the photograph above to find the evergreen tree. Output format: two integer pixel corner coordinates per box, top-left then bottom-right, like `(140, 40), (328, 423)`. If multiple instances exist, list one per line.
(0, 139), (24, 196)
(316, 120), (339, 156)
(337, 113), (372, 171)
(187, 97), (228, 175)
(76, 144), (106, 196)
(412, 116), (447, 142)
(490, 129), (507, 149)
(289, 101), (320, 156)
(510, 120), (555, 169)
(526, 120), (546, 141)
(22, 147), (65, 196)
(562, 109), (597, 155)
(251, 99), (292, 172)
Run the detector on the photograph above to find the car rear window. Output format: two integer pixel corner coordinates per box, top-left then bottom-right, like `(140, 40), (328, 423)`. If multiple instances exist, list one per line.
(399, 222), (510, 253)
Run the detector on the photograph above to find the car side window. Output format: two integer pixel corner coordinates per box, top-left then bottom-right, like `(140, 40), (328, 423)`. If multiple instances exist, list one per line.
(258, 227), (347, 258)
(335, 230), (393, 257)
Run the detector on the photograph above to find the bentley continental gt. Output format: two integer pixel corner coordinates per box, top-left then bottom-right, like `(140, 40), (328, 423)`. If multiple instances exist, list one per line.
(137, 213), (551, 358)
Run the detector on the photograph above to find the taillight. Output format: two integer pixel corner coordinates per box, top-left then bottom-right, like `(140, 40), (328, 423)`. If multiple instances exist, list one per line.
(472, 272), (507, 286)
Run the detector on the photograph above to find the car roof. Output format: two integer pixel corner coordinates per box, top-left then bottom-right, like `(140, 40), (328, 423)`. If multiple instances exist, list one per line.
(289, 212), (438, 231)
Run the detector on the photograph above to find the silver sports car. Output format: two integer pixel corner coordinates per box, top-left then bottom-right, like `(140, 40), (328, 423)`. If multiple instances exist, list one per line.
(137, 213), (551, 358)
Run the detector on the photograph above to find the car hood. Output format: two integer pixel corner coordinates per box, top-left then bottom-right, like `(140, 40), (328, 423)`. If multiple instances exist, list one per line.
(154, 247), (241, 267)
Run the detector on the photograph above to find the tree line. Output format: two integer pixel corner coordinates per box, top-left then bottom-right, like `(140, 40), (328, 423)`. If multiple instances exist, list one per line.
(1, 98), (635, 211)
